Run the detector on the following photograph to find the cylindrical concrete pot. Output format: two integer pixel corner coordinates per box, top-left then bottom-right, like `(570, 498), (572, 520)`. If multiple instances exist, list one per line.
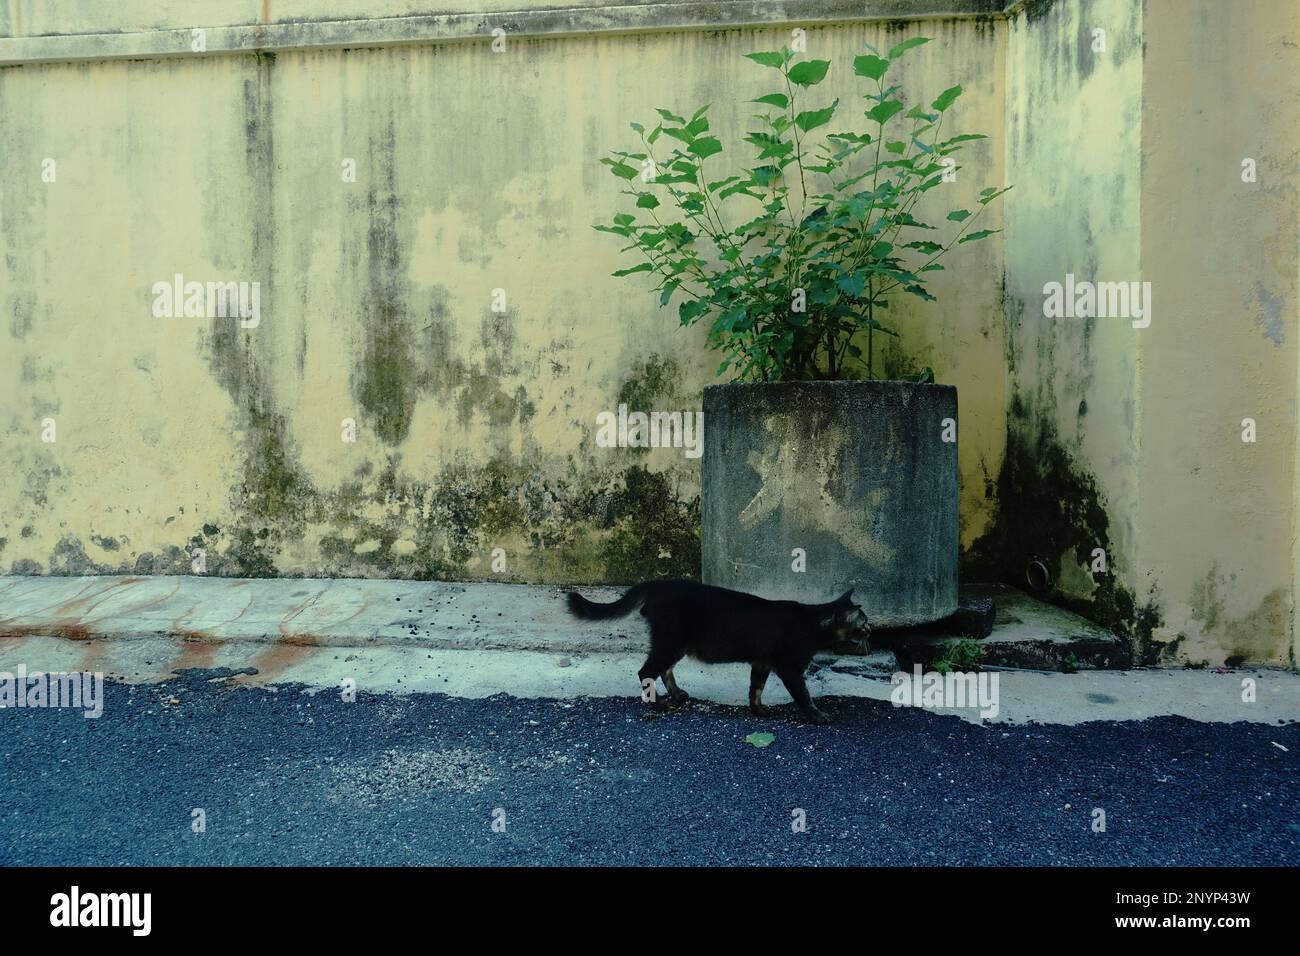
(702, 380), (958, 627)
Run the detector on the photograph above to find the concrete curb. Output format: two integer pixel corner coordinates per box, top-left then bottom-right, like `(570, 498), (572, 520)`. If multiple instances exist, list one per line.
(0, 574), (648, 654)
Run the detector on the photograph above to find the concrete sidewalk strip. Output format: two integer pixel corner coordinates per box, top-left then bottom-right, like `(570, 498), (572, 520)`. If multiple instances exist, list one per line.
(1, 575), (1298, 727)
(0, 574), (648, 653)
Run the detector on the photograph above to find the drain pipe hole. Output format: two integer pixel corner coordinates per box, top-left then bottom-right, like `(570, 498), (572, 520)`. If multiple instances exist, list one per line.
(1026, 559), (1051, 594)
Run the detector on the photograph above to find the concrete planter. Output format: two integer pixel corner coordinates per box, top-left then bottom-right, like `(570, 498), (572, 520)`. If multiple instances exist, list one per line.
(702, 380), (958, 627)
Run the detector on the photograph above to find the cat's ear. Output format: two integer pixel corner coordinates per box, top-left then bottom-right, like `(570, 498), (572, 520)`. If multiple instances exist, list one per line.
(836, 588), (855, 606)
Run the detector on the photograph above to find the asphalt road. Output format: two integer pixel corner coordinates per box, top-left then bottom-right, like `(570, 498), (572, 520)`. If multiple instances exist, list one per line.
(2, 671), (1297, 866)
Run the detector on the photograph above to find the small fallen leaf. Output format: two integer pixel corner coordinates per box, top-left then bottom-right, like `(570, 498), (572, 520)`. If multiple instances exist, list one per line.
(168, 697), (180, 705)
(745, 732), (775, 748)
(1272, 741), (1288, 752)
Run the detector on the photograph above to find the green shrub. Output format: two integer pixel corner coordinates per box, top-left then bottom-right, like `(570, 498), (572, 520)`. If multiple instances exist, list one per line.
(598, 38), (1010, 382)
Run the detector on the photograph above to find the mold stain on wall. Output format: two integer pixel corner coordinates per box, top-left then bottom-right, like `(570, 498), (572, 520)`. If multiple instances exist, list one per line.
(965, 386), (1161, 666)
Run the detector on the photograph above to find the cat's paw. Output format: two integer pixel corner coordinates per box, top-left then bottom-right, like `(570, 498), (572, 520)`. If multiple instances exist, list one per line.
(805, 708), (831, 725)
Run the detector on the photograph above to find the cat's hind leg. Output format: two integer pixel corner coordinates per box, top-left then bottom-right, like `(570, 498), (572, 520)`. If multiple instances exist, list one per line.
(637, 613), (687, 704)
(636, 647), (684, 705)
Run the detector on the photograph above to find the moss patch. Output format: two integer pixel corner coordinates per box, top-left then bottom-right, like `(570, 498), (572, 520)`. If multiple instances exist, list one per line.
(616, 354), (683, 411)
(966, 389), (1163, 664)
(599, 465), (700, 581)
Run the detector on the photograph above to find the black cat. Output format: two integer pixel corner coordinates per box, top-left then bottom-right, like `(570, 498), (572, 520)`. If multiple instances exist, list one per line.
(566, 580), (870, 724)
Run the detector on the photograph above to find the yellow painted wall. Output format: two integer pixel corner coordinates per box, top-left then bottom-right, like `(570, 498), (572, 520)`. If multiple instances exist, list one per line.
(1139, 0), (1300, 666)
(991, 0), (1298, 666)
(0, 8), (1007, 586)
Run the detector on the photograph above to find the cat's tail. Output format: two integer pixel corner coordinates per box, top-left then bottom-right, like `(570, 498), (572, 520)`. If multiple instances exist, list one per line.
(565, 583), (649, 620)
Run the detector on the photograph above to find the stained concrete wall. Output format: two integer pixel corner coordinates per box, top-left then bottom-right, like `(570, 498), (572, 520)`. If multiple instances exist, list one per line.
(0, 2), (1006, 586)
(2, 0), (1297, 666)
(983, 0), (1299, 667)
(974, 0), (1146, 644)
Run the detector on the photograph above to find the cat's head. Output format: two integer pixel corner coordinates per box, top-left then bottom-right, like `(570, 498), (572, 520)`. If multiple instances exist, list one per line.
(821, 589), (872, 655)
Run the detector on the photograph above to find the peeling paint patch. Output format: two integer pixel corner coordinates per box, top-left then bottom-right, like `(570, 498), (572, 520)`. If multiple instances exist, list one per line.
(1255, 285), (1285, 346)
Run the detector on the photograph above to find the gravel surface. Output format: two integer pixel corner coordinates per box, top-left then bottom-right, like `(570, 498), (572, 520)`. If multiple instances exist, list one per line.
(2, 671), (1296, 866)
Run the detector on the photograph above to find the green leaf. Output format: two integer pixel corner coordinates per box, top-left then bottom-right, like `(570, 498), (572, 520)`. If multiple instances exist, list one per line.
(744, 132), (794, 160)
(795, 100), (838, 133)
(888, 36), (931, 59)
(787, 59), (830, 86)
(630, 122), (644, 134)
(836, 272), (867, 297)
(744, 51), (786, 68)
(679, 299), (709, 325)
(753, 92), (789, 109)
(958, 228), (1001, 243)
(635, 194), (660, 209)
(866, 99), (905, 124)
(660, 281), (679, 305)
(947, 209), (971, 222)
(718, 306), (747, 332)
(688, 137), (723, 159)
(931, 85), (963, 112)
(744, 732), (775, 748)
(612, 262), (652, 277)
(613, 213), (636, 226)
(686, 115), (710, 137)
(655, 108), (686, 124)
(853, 54), (890, 80)
(602, 158), (638, 180)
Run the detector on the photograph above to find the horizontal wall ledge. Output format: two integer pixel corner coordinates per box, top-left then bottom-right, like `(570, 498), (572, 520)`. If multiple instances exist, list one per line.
(0, 0), (1010, 66)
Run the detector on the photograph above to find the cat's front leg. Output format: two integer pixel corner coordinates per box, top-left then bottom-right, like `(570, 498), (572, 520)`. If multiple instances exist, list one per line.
(776, 666), (830, 724)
